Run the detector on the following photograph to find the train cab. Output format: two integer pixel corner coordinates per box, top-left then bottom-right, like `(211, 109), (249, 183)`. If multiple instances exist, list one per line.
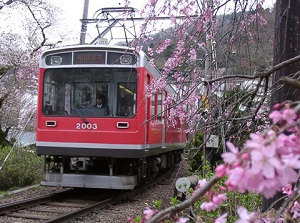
(36, 45), (185, 189)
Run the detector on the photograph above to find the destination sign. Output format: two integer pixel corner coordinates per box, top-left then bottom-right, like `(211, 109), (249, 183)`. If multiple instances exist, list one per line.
(73, 52), (106, 64)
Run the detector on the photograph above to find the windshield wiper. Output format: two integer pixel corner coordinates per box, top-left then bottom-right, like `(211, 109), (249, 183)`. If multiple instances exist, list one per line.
(74, 107), (89, 124)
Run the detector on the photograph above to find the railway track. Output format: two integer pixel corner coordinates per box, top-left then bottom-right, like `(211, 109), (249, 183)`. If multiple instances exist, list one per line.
(0, 168), (174, 222)
(0, 188), (128, 222)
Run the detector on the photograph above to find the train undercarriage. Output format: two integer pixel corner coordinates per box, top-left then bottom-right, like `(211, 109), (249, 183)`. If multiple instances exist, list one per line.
(41, 151), (182, 189)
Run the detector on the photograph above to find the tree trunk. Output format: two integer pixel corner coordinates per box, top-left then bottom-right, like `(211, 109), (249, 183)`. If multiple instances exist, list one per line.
(264, 0), (300, 211)
(271, 0), (300, 105)
(0, 94), (11, 147)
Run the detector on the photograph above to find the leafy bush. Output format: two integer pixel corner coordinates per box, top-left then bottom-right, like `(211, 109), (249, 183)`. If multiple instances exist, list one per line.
(0, 146), (43, 190)
(188, 131), (222, 172)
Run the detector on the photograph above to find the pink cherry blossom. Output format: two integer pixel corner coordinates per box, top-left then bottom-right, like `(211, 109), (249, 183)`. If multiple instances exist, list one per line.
(225, 167), (247, 192)
(250, 148), (281, 179)
(282, 183), (293, 196)
(215, 213), (227, 223)
(216, 164), (226, 178)
(143, 207), (156, 220)
(236, 206), (262, 223)
(212, 193), (227, 205)
(282, 108), (297, 123)
(222, 141), (239, 164)
(200, 201), (218, 211)
(176, 217), (189, 223)
(291, 201), (300, 219)
(188, 49), (197, 62)
(269, 110), (283, 124)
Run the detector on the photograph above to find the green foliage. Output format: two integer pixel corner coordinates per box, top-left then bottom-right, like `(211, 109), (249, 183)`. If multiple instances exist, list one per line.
(0, 93), (11, 147)
(191, 131), (204, 147)
(153, 200), (162, 209)
(188, 131), (222, 172)
(170, 197), (180, 206)
(0, 146), (43, 190)
(131, 215), (142, 222)
(188, 131), (204, 172)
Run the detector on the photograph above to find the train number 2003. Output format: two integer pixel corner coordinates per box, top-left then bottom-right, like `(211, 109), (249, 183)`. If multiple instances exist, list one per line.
(76, 123), (98, 130)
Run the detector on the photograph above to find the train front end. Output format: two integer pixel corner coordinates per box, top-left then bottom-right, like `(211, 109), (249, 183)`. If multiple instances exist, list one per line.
(36, 45), (145, 189)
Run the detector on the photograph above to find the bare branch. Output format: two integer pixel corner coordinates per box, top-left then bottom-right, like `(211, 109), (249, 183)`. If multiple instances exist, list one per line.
(0, 0), (15, 10)
(279, 76), (300, 90)
(21, 1), (50, 55)
(256, 54), (300, 79)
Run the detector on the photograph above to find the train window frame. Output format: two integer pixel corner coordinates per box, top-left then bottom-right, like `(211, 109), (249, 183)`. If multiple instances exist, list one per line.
(42, 68), (137, 117)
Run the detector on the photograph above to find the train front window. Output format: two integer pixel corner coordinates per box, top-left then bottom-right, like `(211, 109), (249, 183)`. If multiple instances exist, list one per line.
(42, 68), (137, 117)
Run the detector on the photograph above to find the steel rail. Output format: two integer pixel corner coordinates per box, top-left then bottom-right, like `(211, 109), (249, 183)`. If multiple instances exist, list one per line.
(0, 189), (74, 215)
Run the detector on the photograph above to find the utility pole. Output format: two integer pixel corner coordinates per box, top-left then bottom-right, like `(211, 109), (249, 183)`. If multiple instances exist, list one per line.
(80, 0), (90, 45)
(263, 0), (300, 211)
(202, 0), (213, 177)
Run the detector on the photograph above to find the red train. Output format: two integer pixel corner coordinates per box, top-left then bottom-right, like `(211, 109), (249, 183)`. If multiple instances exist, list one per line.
(36, 45), (186, 189)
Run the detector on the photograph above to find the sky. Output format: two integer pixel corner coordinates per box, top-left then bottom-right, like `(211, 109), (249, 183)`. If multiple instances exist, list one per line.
(52, 0), (148, 45)
(52, 0), (275, 46)
(0, 0), (276, 47)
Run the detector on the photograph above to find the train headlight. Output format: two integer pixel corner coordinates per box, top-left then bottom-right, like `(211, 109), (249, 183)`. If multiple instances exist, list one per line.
(50, 56), (62, 65)
(120, 55), (132, 64)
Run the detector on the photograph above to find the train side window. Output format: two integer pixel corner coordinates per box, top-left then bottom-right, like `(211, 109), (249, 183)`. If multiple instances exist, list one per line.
(151, 93), (156, 120)
(157, 90), (162, 121)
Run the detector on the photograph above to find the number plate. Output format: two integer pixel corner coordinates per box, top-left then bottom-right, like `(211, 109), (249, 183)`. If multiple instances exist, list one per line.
(76, 123), (98, 130)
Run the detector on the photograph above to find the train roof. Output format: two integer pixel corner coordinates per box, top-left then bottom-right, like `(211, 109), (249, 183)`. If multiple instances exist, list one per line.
(40, 44), (137, 55)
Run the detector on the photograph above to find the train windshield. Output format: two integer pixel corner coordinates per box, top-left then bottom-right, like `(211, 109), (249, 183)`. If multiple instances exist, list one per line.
(42, 68), (137, 117)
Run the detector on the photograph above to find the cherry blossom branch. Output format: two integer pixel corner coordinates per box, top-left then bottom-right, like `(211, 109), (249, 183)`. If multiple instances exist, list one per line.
(146, 175), (220, 223)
